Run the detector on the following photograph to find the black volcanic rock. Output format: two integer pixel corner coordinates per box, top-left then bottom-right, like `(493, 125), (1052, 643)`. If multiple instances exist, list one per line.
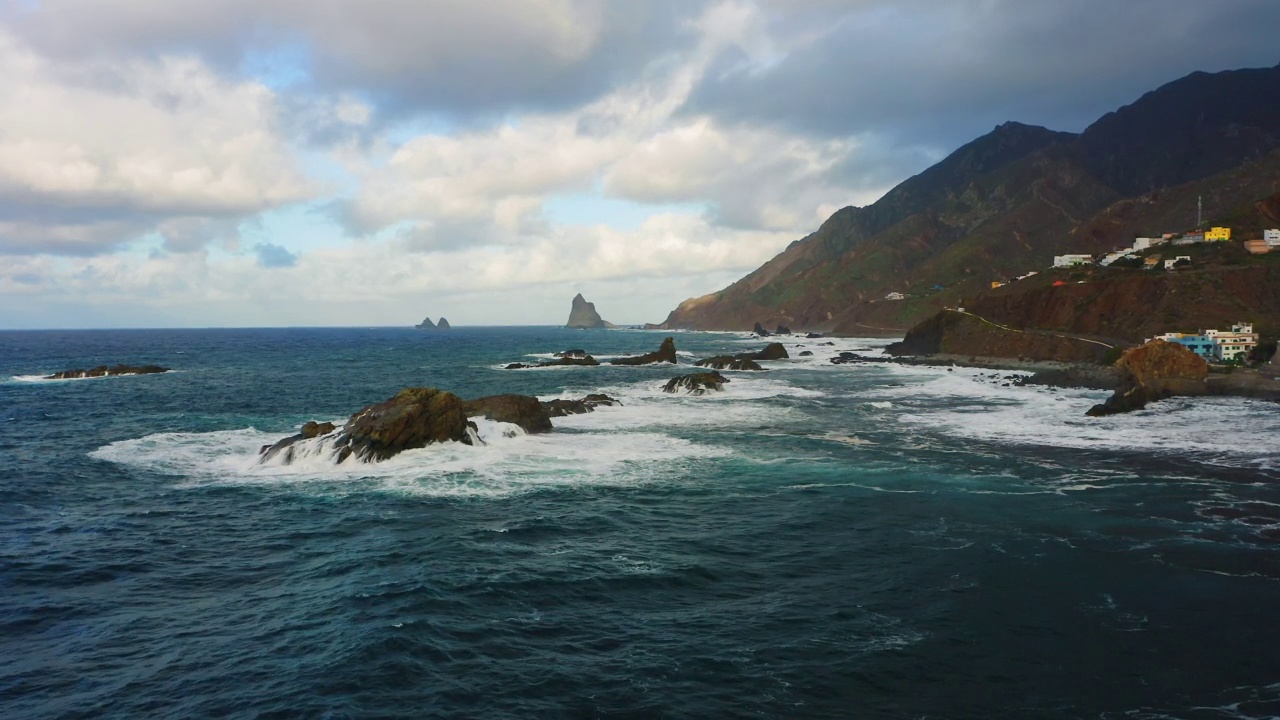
(45, 364), (169, 379)
(260, 388), (475, 465)
(463, 394), (553, 434)
(542, 394), (621, 417)
(610, 337), (677, 365)
(566, 293), (611, 329)
(505, 355), (600, 369)
(663, 371), (728, 395)
(695, 355), (764, 371)
(774, 325), (792, 335)
(750, 343), (789, 361)
(753, 322), (771, 337)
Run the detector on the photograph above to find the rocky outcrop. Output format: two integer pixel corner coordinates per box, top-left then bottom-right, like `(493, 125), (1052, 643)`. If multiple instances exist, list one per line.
(1087, 341), (1209, 416)
(415, 317), (437, 330)
(663, 371), (728, 395)
(45, 364), (169, 379)
(463, 394), (553, 434)
(753, 322), (771, 337)
(799, 351), (814, 357)
(437, 317), (451, 330)
(505, 355), (601, 369)
(610, 337), (677, 365)
(555, 349), (589, 359)
(542, 394), (621, 417)
(695, 355), (764, 371)
(774, 325), (792, 335)
(259, 388), (476, 465)
(749, 343), (790, 361)
(566, 293), (612, 329)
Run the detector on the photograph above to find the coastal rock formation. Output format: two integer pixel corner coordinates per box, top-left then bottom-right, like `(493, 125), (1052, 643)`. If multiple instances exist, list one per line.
(799, 351), (814, 357)
(555, 349), (589, 359)
(463, 394), (553, 434)
(1087, 341), (1208, 416)
(753, 322), (771, 337)
(415, 317), (436, 330)
(610, 337), (677, 365)
(566, 294), (612, 329)
(542, 394), (621, 417)
(695, 355), (764, 371)
(663, 371), (728, 395)
(301, 421), (336, 438)
(774, 325), (792, 335)
(45, 364), (169, 379)
(437, 317), (451, 330)
(260, 387), (476, 465)
(505, 355), (600, 369)
(750, 343), (790, 361)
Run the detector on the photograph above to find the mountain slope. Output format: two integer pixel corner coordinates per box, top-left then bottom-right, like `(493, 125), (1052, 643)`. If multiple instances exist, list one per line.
(655, 63), (1280, 334)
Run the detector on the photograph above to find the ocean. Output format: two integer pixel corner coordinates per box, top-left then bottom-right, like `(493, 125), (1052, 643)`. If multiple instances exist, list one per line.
(2, 327), (1279, 719)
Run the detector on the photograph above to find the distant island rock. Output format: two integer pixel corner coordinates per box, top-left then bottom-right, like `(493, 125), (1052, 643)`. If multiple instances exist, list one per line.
(415, 317), (450, 330)
(566, 294), (615, 329)
(45, 364), (169, 380)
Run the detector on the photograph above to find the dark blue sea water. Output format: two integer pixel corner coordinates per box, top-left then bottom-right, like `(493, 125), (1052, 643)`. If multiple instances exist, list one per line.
(3, 327), (1280, 719)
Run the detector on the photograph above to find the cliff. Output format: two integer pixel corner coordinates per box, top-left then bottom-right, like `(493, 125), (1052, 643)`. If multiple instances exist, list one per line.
(653, 63), (1280, 334)
(566, 293), (612, 329)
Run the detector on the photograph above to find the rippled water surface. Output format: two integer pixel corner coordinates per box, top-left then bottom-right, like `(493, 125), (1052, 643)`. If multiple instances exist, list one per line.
(3, 327), (1279, 719)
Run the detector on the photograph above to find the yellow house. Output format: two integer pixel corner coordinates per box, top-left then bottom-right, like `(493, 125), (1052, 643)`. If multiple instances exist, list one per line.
(1205, 226), (1231, 241)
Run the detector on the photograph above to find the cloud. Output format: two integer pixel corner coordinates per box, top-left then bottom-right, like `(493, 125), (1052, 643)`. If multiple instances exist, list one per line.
(686, 0), (1280, 147)
(0, 26), (314, 255)
(3, 0), (698, 118)
(254, 242), (298, 268)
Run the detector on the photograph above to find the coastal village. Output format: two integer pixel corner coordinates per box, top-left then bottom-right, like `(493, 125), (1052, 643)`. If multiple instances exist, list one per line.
(880, 222), (1280, 365)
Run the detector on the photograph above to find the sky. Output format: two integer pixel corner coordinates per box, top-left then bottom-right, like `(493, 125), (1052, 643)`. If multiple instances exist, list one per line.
(0, 0), (1278, 328)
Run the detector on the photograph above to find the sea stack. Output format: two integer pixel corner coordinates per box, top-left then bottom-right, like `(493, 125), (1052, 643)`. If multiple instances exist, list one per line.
(565, 293), (612, 329)
(437, 317), (451, 330)
(415, 317), (437, 330)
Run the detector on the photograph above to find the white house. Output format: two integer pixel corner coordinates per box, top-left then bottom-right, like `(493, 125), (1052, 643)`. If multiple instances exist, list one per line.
(884, 292), (905, 301)
(1164, 255), (1191, 270)
(1100, 250), (1136, 266)
(1265, 229), (1280, 247)
(1133, 237), (1157, 251)
(1053, 254), (1093, 268)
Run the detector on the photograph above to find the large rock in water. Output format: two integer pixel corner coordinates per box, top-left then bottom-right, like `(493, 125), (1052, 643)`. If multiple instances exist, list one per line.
(610, 337), (678, 365)
(505, 355), (600, 369)
(542, 393), (621, 417)
(748, 343), (789, 361)
(463, 394), (553, 434)
(663, 371), (728, 395)
(259, 387), (477, 465)
(45, 364), (169, 379)
(437, 317), (451, 330)
(1087, 340), (1209, 416)
(566, 293), (611, 329)
(414, 317), (437, 330)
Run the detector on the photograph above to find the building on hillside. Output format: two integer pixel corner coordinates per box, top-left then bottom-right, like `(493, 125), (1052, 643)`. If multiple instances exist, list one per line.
(1148, 323), (1258, 363)
(1144, 257), (1162, 270)
(1204, 323), (1258, 362)
(1265, 229), (1280, 247)
(1205, 226), (1232, 242)
(1245, 239), (1271, 255)
(1164, 255), (1191, 270)
(1100, 250), (1137, 266)
(1151, 332), (1218, 360)
(1053, 254), (1093, 268)
(1133, 237), (1159, 251)
(990, 281), (1006, 289)
(883, 292), (905, 301)
(1173, 232), (1205, 246)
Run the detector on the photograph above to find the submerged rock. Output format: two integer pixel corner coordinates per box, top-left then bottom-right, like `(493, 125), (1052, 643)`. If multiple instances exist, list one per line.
(663, 371), (729, 395)
(45, 364), (169, 379)
(463, 394), (553, 434)
(695, 355), (764, 371)
(1087, 340), (1208, 416)
(542, 393), (621, 417)
(610, 337), (677, 365)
